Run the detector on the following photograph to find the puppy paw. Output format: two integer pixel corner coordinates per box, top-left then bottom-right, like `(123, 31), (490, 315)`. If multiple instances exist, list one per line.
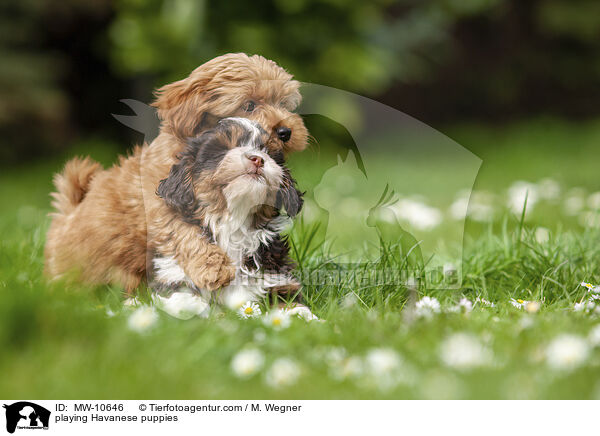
(204, 261), (236, 291)
(199, 249), (236, 291)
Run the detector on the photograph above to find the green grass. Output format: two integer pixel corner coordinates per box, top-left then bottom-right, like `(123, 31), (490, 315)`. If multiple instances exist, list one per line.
(2, 118), (600, 399)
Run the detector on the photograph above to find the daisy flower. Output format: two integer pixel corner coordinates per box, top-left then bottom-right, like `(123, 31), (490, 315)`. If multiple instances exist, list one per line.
(573, 298), (599, 314)
(265, 358), (301, 388)
(588, 325), (600, 347)
(365, 348), (402, 374)
(537, 178), (561, 200)
(253, 329), (267, 343)
(581, 282), (600, 293)
(534, 227), (550, 244)
(284, 305), (320, 322)
(507, 181), (538, 215)
(263, 309), (291, 329)
(231, 348), (265, 378)
(152, 289), (209, 320)
(238, 301), (261, 319)
(415, 296), (441, 319)
(363, 348), (415, 390)
(392, 199), (442, 231)
(588, 192), (600, 210)
(510, 298), (525, 309)
(330, 356), (364, 381)
(448, 298), (473, 314)
(127, 306), (159, 333)
(545, 334), (589, 371)
(323, 346), (347, 366)
(123, 297), (141, 307)
(440, 333), (492, 370)
(474, 296), (495, 307)
(510, 298), (539, 312)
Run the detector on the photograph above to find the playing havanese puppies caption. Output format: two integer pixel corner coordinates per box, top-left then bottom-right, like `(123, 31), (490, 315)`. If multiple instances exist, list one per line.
(44, 53), (310, 311)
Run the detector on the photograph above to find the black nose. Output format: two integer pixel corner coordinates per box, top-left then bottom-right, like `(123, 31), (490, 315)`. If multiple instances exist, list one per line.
(276, 126), (292, 142)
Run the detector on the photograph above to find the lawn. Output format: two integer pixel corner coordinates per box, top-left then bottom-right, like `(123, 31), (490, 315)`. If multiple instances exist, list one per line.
(1, 118), (600, 399)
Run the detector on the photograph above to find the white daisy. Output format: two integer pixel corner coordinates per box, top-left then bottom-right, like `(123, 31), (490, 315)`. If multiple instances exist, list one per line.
(475, 296), (495, 307)
(581, 282), (600, 293)
(391, 199), (442, 231)
(534, 227), (550, 244)
(518, 316), (535, 330)
(265, 358), (301, 388)
(330, 356), (364, 381)
(123, 297), (141, 307)
(449, 196), (469, 220)
(545, 334), (589, 371)
(253, 329), (267, 344)
(510, 298), (525, 309)
(365, 348), (402, 374)
(574, 299), (598, 313)
(231, 348), (265, 378)
(127, 306), (159, 333)
(323, 346), (347, 366)
(510, 298), (539, 311)
(470, 191), (496, 221)
(341, 292), (358, 308)
(588, 192), (600, 210)
(440, 333), (492, 370)
(507, 181), (539, 215)
(415, 296), (441, 319)
(152, 289), (209, 320)
(238, 301), (262, 319)
(449, 191), (495, 222)
(579, 211), (600, 229)
(363, 348), (410, 390)
(284, 305), (319, 322)
(262, 309), (291, 329)
(448, 297), (473, 314)
(588, 325), (600, 347)
(563, 189), (586, 216)
(537, 178), (561, 200)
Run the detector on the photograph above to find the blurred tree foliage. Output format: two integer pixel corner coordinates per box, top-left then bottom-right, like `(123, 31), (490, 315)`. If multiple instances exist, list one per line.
(1, 0), (599, 163)
(0, 0), (68, 161)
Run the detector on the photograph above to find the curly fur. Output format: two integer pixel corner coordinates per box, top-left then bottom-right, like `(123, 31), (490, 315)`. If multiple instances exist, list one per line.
(45, 53), (308, 292)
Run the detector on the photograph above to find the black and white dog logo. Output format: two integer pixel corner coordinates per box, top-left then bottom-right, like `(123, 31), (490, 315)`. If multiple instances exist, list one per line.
(3, 402), (50, 434)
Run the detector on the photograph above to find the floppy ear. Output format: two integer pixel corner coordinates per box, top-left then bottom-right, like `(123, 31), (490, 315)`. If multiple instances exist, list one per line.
(197, 112), (220, 131)
(151, 78), (204, 139)
(157, 148), (198, 219)
(276, 166), (304, 217)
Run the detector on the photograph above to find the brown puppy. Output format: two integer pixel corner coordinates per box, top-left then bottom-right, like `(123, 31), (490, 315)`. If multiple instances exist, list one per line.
(45, 53), (308, 291)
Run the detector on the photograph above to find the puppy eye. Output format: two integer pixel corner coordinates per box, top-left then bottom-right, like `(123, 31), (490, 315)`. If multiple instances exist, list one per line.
(243, 101), (257, 112)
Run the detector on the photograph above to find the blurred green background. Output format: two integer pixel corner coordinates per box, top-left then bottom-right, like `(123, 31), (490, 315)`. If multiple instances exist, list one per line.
(2, 0), (600, 163)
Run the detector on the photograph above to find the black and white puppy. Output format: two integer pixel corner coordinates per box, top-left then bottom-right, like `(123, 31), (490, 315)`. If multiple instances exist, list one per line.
(150, 117), (304, 316)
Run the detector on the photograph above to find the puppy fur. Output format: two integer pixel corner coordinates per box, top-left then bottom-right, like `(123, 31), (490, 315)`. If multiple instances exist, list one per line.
(45, 53), (308, 292)
(152, 118), (302, 307)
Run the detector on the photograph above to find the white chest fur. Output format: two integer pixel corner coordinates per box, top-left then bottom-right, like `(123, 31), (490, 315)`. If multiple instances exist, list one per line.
(152, 213), (291, 310)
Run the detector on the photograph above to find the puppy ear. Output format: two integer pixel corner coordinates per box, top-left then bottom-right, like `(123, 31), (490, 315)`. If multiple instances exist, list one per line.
(157, 148), (198, 219)
(152, 76), (211, 139)
(197, 112), (220, 131)
(276, 167), (304, 217)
